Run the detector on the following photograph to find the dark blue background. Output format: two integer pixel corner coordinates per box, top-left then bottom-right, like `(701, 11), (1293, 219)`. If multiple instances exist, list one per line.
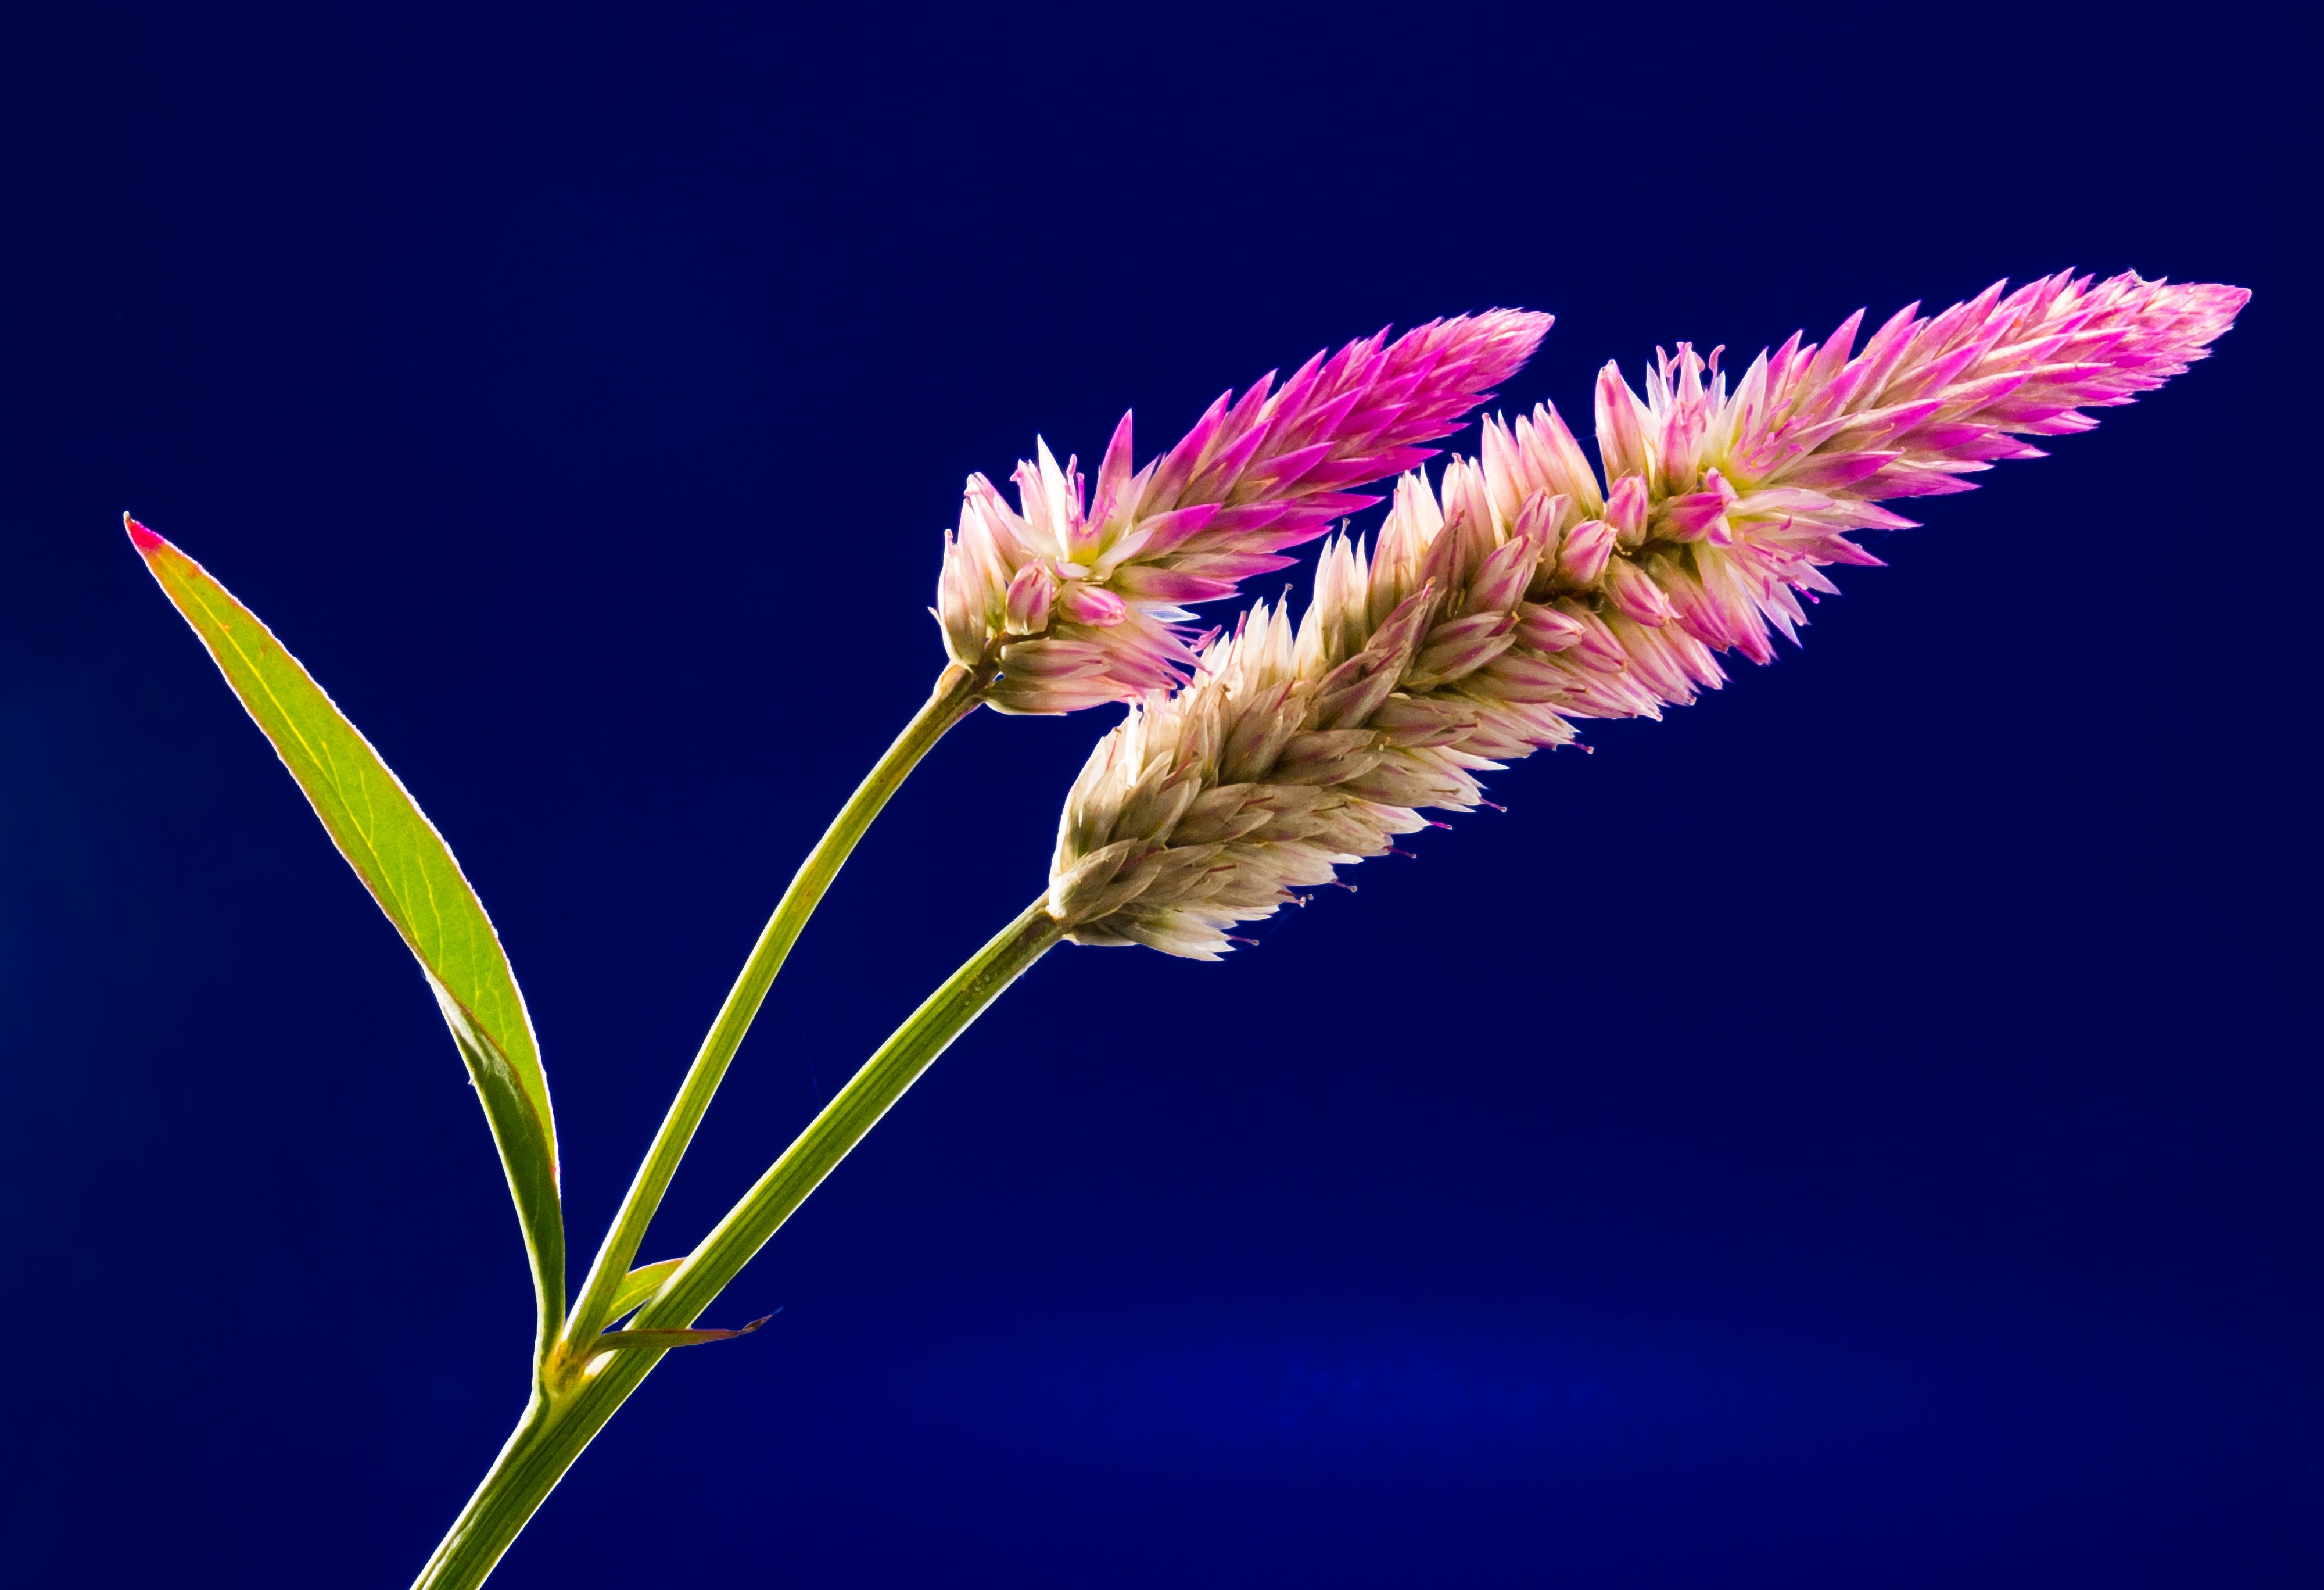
(3, 5), (2314, 1585)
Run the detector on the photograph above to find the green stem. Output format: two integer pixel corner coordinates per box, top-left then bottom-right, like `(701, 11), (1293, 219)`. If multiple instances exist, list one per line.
(640, 897), (1066, 1327)
(413, 896), (1066, 1590)
(558, 662), (985, 1358)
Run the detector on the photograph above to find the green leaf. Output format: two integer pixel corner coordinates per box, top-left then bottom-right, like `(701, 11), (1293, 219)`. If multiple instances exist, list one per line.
(604, 1258), (684, 1325)
(127, 516), (564, 1360)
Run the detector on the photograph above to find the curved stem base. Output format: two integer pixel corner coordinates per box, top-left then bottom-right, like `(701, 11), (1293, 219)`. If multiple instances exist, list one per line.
(412, 897), (1064, 1588)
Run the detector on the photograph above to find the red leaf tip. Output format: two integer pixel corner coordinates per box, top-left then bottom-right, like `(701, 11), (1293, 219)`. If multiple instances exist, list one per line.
(123, 513), (166, 553)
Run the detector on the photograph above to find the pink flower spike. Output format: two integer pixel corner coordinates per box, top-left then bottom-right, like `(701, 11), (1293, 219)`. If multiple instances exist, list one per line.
(937, 309), (1552, 712)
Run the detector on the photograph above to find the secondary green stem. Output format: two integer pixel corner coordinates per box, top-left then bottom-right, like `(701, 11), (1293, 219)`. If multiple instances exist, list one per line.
(642, 897), (1066, 1327)
(558, 662), (985, 1358)
(413, 896), (1065, 1590)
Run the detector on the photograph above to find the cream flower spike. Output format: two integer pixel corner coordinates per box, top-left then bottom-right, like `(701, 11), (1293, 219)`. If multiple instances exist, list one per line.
(1046, 270), (2247, 958)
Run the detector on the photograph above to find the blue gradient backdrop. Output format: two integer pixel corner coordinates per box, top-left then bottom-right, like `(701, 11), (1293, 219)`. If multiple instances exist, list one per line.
(2, 5), (2314, 1585)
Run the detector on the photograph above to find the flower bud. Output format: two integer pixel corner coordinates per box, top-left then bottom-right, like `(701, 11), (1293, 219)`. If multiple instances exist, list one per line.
(1410, 611), (1518, 685)
(1558, 601), (1630, 673)
(1556, 520), (1615, 586)
(1371, 694), (1479, 748)
(1604, 557), (1676, 627)
(1003, 563), (1057, 634)
(1652, 490), (1727, 542)
(1594, 361), (1652, 482)
(1606, 474), (1649, 546)
(1046, 837), (1143, 922)
(1514, 602), (1586, 653)
(1516, 403), (1604, 517)
(1057, 580), (1130, 627)
(1467, 648), (1583, 704)
(1271, 730), (1386, 787)
(1170, 783), (1274, 847)
(1464, 532), (1544, 617)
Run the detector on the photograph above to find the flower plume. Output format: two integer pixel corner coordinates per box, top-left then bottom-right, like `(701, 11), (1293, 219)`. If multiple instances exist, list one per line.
(937, 310), (1552, 712)
(1046, 270), (2246, 958)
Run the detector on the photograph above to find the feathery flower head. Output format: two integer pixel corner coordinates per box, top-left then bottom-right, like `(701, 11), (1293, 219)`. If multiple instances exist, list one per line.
(1046, 270), (2246, 958)
(1575, 268), (2252, 667)
(936, 310), (1551, 713)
